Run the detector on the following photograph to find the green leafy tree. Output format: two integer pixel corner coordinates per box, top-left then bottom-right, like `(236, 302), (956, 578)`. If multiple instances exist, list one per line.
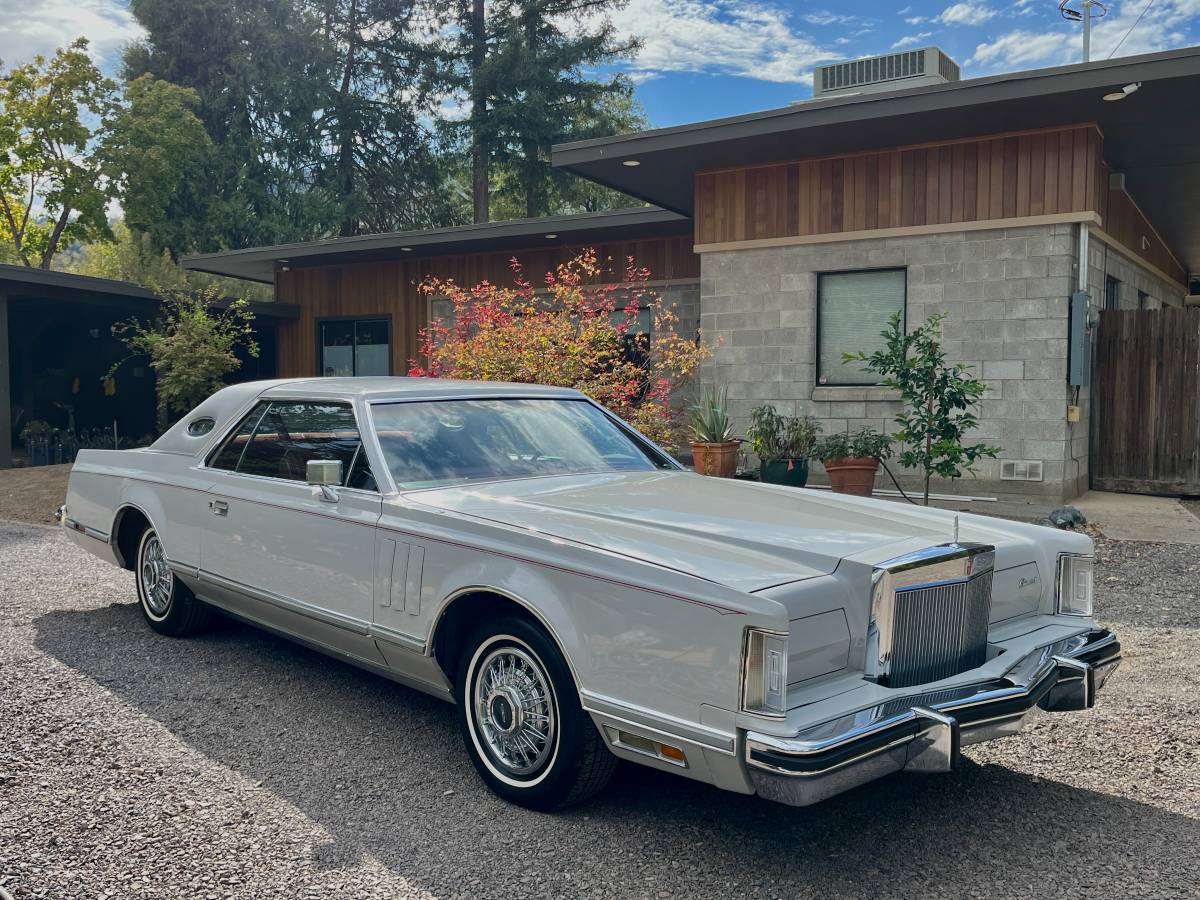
(100, 75), (211, 239)
(124, 0), (334, 250)
(110, 287), (259, 428)
(845, 312), (1000, 505)
(0, 39), (117, 268)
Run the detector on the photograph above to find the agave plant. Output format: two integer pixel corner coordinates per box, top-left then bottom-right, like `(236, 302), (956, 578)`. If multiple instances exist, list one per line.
(689, 385), (734, 443)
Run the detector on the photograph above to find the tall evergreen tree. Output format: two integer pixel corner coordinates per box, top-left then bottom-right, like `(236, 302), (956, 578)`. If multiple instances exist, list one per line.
(489, 0), (639, 218)
(314, 0), (454, 236)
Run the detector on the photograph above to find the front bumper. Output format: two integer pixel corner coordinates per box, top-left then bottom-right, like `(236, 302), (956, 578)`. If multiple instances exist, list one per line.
(745, 628), (1120, 807)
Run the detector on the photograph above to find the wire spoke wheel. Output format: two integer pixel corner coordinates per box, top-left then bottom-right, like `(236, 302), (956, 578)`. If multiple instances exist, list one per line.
(472, 645), (557, 778)
(139, 533), (173, 617)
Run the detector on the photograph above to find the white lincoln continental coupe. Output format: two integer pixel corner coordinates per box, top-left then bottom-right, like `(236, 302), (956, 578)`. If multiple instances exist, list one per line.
(61, 377), (1120, 810)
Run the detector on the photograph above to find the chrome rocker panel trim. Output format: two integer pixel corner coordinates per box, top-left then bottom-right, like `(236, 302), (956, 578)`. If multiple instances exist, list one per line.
(745, 629), (1120, 807)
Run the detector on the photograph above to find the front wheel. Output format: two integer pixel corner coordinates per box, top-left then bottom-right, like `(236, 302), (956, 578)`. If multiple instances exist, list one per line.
(456, 616), (615, 810)
(135, 526), (212, 637)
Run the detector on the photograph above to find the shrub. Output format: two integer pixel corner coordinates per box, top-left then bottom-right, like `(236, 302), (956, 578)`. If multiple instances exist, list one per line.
(110, 286), (258, 428)
(817, 427), (893, 463)
(410, 249), (710, 449)
(745, 404), (822, 461)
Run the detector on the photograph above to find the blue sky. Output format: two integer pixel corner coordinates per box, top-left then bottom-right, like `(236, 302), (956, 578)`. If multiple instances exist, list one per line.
(3, 0), (1199, 127)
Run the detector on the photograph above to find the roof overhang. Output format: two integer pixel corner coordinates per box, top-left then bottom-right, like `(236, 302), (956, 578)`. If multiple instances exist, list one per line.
(553, 47), (1200, 272)
(182, 207), (691, 284)
(0, 264), (297, 319)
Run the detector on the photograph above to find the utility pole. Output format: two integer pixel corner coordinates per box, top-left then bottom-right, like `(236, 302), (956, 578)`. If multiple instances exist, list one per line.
(1059, 0), (1107, 62)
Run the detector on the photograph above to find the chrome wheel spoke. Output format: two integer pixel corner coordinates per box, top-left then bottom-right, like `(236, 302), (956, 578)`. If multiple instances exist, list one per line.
(473, 644), (556, 777)
(140, 535), (173, 616)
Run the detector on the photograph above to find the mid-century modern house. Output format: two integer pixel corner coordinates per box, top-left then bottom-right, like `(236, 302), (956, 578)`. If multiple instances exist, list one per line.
(184, 47), (1200, 502)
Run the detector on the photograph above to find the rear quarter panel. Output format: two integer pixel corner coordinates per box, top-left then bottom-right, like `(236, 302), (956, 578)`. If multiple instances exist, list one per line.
(66, 449), (215, 570)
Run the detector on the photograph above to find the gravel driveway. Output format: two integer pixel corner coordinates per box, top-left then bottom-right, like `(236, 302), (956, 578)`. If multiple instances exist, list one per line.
(2, 521), (1198, 899)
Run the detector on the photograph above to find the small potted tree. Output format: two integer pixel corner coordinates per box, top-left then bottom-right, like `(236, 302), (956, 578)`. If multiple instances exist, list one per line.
(689, 385), (739, 477)
(817, 428), (893, 496)
(746, 404), (822, 487)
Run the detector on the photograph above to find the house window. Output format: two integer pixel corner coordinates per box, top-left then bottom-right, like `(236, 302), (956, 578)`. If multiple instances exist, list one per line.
(319, 318), (390, 377)
(1137, 290), (1150, 310)
(1105, 276), (1121, 311)
(817, 269), (906, 386)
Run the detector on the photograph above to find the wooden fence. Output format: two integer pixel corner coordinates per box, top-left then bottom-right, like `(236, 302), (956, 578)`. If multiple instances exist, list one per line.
(1092, 307), (1200, 495)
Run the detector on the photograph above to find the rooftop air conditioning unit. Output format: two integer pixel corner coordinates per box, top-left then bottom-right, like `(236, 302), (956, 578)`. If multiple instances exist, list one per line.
(813, 48), (960, 99)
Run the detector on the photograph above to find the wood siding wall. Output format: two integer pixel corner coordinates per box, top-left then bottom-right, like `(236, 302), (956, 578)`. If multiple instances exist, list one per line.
(695, 125), (1105, 246)
(1096, 171), (1187, 286)
(274, 235), (698, 377)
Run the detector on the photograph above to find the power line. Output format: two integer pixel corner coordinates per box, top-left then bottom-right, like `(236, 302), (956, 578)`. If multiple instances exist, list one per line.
(1108, 0), (1156, 59)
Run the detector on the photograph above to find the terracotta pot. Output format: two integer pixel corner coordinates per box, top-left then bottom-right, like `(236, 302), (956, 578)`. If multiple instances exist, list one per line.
(823, 456), (880, 496)
(759, 457), (809, 488)
(691, 441), (739, 477)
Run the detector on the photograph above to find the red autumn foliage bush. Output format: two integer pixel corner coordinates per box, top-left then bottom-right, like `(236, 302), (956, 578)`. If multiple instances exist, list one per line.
(409, 249), (710, 448)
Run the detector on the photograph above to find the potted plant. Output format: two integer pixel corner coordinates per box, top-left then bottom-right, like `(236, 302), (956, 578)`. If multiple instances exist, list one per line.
(817, 428), (893, 496)
(745, 404), (822, 487)
(689, 385), (739, 477)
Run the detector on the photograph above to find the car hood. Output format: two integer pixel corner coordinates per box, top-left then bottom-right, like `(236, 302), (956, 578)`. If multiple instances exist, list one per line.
(406, 471), (1022, 593)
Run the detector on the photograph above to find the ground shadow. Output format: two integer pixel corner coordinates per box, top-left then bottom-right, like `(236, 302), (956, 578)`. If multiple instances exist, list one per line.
(34, 603), (1200, 897)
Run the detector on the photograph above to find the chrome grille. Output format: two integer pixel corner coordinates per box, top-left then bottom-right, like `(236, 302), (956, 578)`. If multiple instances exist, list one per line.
(888, 573), (992, 688)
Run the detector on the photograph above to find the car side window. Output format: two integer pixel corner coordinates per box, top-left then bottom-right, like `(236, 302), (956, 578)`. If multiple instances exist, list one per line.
(208, 402), (271, 471)
(235, 402), (368, 484)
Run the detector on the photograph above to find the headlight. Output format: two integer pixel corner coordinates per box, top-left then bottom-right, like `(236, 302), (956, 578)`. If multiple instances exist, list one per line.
(742, 628), (788, 717)
(1057, 554), (1094, 616)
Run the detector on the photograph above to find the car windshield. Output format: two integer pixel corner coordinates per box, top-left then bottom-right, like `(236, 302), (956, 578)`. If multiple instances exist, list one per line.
(371, 398), (671, 489)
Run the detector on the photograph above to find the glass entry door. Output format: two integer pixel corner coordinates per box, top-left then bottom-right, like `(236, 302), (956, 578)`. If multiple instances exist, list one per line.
(320, 318), (391, 377)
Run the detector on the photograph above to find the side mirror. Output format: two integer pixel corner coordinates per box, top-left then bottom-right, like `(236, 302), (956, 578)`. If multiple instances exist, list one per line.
(306, 459), (343, 486)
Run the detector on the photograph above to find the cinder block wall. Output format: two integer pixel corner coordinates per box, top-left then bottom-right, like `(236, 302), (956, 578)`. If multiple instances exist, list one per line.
(698, 223), (1082, 501)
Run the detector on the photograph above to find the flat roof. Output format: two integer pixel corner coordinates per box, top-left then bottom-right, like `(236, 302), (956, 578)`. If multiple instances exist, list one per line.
(182, 206), (691, 284)
(553, 46), (1200, 271)
(0, 263), (298, 318)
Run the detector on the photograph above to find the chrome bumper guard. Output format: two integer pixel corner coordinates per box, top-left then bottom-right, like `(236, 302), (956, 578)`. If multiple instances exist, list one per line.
(745, 629), (1120, 807)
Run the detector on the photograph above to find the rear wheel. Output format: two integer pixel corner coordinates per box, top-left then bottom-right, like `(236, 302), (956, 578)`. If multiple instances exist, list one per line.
(135, 526), (212, 637)
(456, 615), (615, 811)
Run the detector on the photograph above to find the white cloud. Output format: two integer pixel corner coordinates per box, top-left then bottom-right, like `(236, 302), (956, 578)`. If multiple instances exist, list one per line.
(936, 3), (997, 26)
(614, 1), (837, 85)
(905, 16), (929, 24)
(898, 5), (913, 13)
(966, 0), (1200, 71)
(892, 31), (934, 48)
(802, 11), (858, 26)
(0, 0), (143, 70)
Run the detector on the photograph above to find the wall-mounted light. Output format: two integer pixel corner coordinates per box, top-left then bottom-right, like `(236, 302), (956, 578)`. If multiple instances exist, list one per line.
(544, 233), (558, 239)
(622, 159), (641, 167)
(1102, 82), (1141, 101)
(401, 246), (414, 251)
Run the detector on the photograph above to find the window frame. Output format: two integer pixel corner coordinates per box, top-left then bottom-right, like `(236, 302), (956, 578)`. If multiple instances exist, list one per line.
(1104, 275), (1121, 311)
(316, 314), (393, 378)
(815, 267), (907, 387)
(203, 397), (381, 494)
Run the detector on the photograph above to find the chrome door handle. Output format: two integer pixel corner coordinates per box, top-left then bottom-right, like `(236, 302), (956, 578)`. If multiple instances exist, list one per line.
(209, 500), (228, 516)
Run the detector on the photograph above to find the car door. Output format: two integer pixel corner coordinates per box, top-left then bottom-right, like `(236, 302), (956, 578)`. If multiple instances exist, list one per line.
(199, 398), (385, 666)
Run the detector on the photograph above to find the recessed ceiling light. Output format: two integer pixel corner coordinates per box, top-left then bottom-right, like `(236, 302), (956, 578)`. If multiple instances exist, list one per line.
(400, 246), (413, 251)
(544, 233), (558, 239)
(1103, 82), (1141, 101)
(622, 159), (641, 167)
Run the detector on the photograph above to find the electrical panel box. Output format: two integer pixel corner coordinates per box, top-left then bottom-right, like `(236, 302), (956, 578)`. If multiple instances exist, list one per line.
(1068, 290), (1091, 387)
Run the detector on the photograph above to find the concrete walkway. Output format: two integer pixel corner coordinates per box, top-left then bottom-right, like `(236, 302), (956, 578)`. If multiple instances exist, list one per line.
(1072, 490), (1200, 544)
